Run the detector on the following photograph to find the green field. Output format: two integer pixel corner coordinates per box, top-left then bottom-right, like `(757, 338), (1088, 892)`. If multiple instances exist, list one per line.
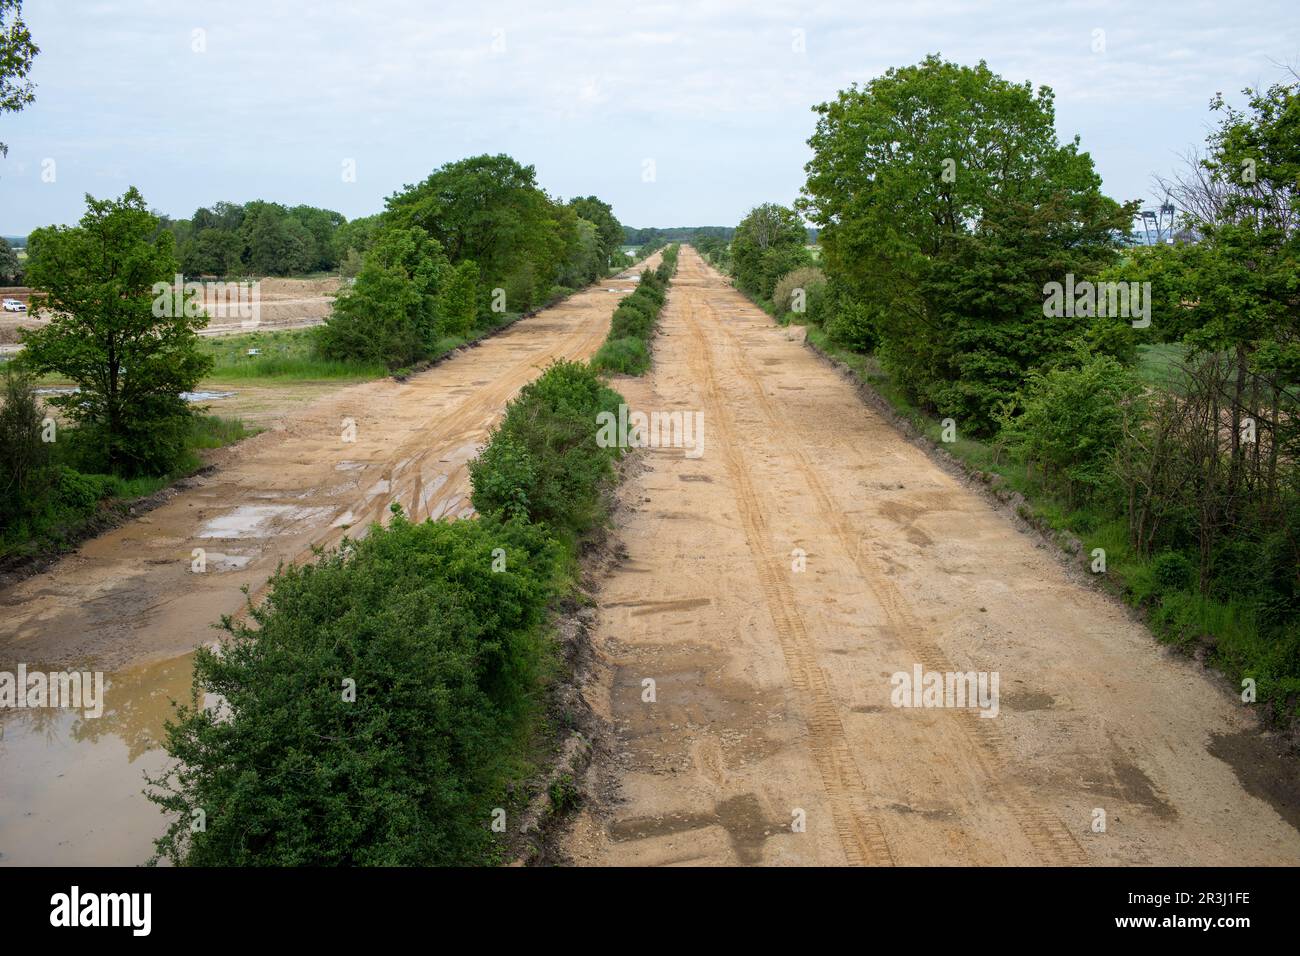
(200, 328), (386, 381)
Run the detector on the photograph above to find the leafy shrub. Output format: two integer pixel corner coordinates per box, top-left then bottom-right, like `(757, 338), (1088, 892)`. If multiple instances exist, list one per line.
(590, 337), (650, 375)
(148, 511), (562, 866)
(824, 291), (878, 351)
(470, 360), (623, 533)
(1151, 550), (1194, 594)
(997, 349), (1141, 507)
(773, 267), (826, 317)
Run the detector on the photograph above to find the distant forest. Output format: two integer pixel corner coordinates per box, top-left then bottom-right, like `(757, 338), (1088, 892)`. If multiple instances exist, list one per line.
(625, 225), (818, 245)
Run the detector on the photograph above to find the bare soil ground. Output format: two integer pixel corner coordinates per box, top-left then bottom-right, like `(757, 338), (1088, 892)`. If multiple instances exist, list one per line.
(0, 277), (343, 350)
(0, 261), (657, 865)
(0, 263), (656, 672)
(560, 247), (1300, 866)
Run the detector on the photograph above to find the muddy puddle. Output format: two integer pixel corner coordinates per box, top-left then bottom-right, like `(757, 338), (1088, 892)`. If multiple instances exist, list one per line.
(34, 386), (235, 403)
(0, 652), (194, 866)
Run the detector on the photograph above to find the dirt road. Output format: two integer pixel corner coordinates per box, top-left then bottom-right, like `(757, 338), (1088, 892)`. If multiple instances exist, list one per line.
(562, 246), (1300, 866)
(0, 261), (656, 865)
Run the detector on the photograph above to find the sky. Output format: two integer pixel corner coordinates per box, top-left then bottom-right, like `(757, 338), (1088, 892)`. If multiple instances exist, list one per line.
(1, 0), (1297, 234)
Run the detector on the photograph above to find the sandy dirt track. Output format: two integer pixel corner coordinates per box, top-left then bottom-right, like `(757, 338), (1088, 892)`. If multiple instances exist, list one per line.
(562, 247), (1300, 866)
(0, 261), (656, 674)
(0, 259), (658, 865)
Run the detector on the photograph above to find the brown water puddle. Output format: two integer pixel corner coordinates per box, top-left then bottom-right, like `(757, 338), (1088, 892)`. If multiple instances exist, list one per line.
(0, 653), (193, 866)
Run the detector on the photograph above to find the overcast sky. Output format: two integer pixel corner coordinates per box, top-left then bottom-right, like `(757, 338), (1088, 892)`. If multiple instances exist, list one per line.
(1, 1), (1296, 234)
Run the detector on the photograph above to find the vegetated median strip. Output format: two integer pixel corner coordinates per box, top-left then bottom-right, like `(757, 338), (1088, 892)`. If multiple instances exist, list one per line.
(147, 350), (631, 864)
(393, 253), (666, 383)
(590, 244), (679, 375)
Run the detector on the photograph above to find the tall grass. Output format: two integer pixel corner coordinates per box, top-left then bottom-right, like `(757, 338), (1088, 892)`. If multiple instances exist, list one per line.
(201, 328), (385, 381)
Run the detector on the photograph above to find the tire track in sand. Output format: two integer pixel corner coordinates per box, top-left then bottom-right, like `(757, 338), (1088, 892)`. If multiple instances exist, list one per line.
(700, 269), (1087, 866)
(681, 292), (895, 866)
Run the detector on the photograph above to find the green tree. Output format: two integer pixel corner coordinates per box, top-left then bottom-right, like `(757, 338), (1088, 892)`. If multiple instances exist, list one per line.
(0, 0), (38, 158)
(0, 235), (22, 282)
(568, 195), (623, 273)
(386, 154), (572, 310)
(21, 189), (213, 475)
(240, 201), (312, 275)
(730, 203), (811, 300)
(801, 55), (1134, 433)
(290, 205), (346, 272)
(318, 225), (452, 368)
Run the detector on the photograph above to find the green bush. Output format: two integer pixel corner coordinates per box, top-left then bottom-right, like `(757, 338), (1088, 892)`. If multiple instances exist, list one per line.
(825, 295), (876, 349)
(148, 511), (562, 866)
(470, 360), (623, 533)
(590, 337), (650, 375)
(1151, 550), (1195, 594)
(609, 298), (655, 340)
(773, 267), (826, 317)
(589, 254), (674, 378)
(996, 349), (1141, 507)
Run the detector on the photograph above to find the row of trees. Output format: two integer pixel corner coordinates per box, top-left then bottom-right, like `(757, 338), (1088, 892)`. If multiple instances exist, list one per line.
(624, 225), (734, 246)
(739, 56), (1298, 718)
(2, 152), (628, 557)
(321, 154), (627, 369)
(160, 201), (371, 278)
(801, 55), (1135, 433)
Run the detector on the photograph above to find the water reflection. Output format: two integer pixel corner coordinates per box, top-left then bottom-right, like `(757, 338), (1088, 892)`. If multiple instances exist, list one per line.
(0, 652), (196, 866)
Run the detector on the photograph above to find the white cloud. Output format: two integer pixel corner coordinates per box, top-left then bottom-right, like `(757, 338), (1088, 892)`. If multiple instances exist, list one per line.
(1, 0), (1296, 231)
